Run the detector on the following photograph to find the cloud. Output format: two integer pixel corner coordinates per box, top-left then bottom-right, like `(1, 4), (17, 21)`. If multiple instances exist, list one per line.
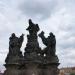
(58, 48), (75, 67)
(19, 0), (60, 20)
(0, 0), (75, 71)
(0, 0), (27, 71)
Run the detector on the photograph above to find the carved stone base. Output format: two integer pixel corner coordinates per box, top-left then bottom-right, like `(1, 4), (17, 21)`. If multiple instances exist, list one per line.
(3, 64), (21, 75)
(3, 62), (59, 75)
(38, 63), (59, 75)
(20, 63), (59, 75)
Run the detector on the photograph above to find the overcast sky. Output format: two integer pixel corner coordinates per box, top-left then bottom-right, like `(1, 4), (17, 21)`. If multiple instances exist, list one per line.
(0, 0), (75, 72)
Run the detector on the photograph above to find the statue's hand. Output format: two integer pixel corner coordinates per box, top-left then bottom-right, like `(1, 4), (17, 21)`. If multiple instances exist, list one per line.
(38, 31), (44, 37)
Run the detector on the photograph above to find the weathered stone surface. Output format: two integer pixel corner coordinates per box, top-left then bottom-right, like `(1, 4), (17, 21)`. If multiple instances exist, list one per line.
(3, 19), (59, 75)
(3, 64), (21, 75)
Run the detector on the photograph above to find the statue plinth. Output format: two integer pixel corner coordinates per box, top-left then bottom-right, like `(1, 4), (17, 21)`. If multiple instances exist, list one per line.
(3, 19), (59, 75)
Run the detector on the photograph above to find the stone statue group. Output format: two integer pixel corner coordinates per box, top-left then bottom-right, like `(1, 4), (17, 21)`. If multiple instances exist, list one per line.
(5, 19), (58, 64)
(4, 19), (59, 75)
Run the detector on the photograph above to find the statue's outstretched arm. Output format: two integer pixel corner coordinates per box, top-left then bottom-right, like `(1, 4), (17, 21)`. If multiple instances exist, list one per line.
(39, 31), (48, 46)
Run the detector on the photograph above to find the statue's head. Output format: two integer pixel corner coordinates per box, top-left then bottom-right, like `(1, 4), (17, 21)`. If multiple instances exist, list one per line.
(26, 19), (33, 31)
(49, 32), (54, 36)
(29, 19), (32, 23)
(12, 33), (16, 37)
(28, 19), (33, 26)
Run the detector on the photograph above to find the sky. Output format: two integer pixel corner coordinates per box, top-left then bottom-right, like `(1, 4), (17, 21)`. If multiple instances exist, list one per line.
(0, 0), (75, 72)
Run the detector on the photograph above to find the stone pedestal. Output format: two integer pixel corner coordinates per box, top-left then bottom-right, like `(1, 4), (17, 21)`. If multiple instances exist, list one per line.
(39, 63), (59, 75)
(19, 62), (59, 75)
(20, 63), (40, 75)
(3, 64), (21, 75)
